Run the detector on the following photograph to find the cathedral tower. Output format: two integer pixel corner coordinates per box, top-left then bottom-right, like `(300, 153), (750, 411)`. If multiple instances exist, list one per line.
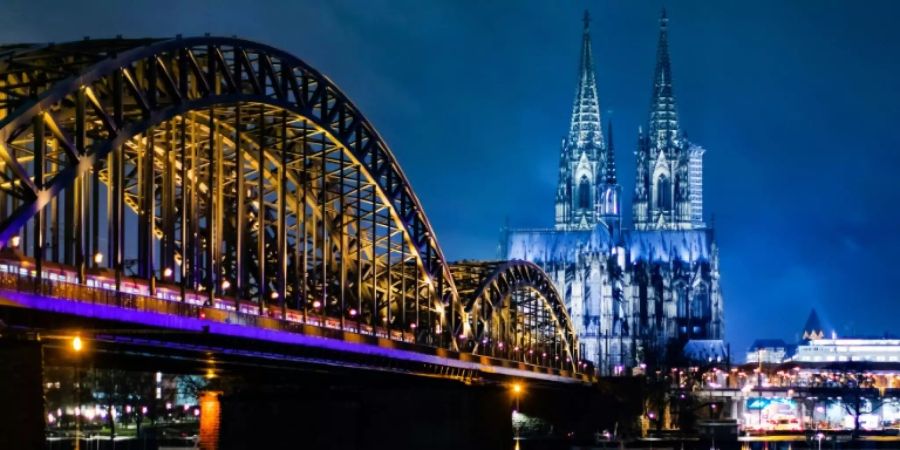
(633, 9), (705, 230)
(555, 11), (608, 231)
(509, 9), (725, 374)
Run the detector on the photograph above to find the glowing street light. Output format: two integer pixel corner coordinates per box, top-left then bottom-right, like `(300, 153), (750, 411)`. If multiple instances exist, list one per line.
(9, 235), (20, 248)
(162, 267), (173, 278)
(221, 279), (231, 290)
(72, 336), (83, 352)
(512, 382), (523, 412)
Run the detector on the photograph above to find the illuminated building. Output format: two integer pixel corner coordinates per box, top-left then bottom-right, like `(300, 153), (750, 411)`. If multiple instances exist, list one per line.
(746, 310), (900, 364)
(793, 338), (900, 363)
(746, 339), (792, 364)
(502, 10), (725, 374)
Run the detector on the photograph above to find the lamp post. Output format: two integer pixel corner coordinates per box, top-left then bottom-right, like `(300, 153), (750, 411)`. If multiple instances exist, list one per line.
(512, 383), (522, 412)
(72, 335), (83, 450)
(512, 382), (523, 440)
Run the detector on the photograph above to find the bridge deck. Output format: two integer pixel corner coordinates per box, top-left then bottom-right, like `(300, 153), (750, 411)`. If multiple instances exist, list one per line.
(0, 256), (589, 384)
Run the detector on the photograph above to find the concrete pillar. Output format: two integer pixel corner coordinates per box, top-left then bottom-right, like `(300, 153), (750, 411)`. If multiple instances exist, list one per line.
(199, 391), (222, 450)
(0, 338), (44, 449)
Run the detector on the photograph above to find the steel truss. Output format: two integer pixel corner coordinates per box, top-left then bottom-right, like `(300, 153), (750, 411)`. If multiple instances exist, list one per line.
(0, 37), (578, 371)
(451, 260), (578, 371)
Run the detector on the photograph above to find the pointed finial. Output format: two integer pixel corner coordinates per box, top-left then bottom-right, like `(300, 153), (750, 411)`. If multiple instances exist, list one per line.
(583, 10), (591, 31)
(648, 6), (678, 149)
(606, 120), (617, 184)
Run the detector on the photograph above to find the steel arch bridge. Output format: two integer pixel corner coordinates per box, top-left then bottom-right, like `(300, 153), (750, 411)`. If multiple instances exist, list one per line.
(0, 36), (581, 378)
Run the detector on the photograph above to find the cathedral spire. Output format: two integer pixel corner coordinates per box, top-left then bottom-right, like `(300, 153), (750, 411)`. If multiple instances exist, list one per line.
(605, 120), (616, 184)
(568, 10), (603, 147)
(555, 11), (606, 231)
(648, 7), (679, 149)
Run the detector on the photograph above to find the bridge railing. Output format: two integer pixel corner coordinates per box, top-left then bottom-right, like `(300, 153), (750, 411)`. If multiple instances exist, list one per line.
(0, 256), (585, 377)
(0, 258), (421, 343)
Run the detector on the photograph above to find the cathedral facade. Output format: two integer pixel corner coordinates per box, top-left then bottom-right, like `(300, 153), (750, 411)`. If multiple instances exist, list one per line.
(502, 11), (725, 374)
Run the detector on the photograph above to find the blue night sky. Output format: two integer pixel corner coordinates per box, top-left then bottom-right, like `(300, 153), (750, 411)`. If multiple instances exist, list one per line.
(2, 0), (898, 356)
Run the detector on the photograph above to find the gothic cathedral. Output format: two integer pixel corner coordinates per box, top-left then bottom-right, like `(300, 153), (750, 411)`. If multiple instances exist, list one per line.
(503, 10), (726, 374)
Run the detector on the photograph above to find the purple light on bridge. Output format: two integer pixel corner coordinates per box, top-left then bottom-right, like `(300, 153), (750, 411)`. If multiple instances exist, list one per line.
(0, 289), (584, 384)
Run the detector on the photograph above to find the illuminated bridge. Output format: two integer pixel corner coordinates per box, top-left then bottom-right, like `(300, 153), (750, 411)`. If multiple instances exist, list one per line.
(0, 36), (617, 449)
(0, 36), (586, 382)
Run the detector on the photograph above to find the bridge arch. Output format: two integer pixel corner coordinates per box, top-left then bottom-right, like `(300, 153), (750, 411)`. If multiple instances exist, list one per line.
(0, 37), (457, 344)
(0, 37), (580, 374)
(451, 260), (579, 372)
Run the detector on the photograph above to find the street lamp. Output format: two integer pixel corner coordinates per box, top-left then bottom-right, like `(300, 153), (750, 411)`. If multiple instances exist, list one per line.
(72, 335), (84, 450)
(93, 252), (104, 265)
(512, 383), (523, 412)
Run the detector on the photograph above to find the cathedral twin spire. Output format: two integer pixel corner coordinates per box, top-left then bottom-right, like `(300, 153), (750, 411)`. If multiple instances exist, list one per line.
(557, 8), (705, 233)
(632, 8), (705, 231)
(555, 11), (615, 231)
(648, 8), (680, 150)
(568, 11), (604, 148)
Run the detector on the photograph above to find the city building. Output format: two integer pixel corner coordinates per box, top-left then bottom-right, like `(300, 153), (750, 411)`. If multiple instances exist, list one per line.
(502, 10), (725, 374)
(793, 338), (900, 363)
(745, 310), (900, 365)
(746, 339), (792, 364)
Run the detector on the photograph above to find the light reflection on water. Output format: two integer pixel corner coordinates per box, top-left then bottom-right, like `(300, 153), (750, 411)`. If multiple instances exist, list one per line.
(513, 440), (900, 450)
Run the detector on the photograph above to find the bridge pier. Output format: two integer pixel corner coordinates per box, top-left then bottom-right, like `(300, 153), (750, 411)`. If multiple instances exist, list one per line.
(216, 374), (512, 450)
(0, 337), (44, 449)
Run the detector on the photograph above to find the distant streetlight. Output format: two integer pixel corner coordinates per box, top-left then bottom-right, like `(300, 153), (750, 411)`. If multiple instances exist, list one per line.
(72, 336), (83, 353)
(162, 267), (173, 278)
(512, 383), (523, 411)
(72, 335), (84, 450)
(221, 279), (231, 290)
(93, 252), (104, 265)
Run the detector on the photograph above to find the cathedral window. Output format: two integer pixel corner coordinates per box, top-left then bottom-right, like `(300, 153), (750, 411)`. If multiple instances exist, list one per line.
(578, 176), (591, 209)
(655, 174), (672, 210)
(676, 283), (688, 317)
(692, 288), (709, 319)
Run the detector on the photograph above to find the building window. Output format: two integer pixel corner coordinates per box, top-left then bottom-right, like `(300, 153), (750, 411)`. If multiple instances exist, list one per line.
(676, 284), (688, 317)
(655, 174), (671, 210)
(578, 176), (591, 209)
(692, 288), (709, 319)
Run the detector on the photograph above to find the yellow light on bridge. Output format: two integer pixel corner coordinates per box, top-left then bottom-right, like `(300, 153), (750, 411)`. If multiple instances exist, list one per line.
(512, 383), (522, 394)
(93, 252), (104, 265)
(72, 336), (83, 352)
